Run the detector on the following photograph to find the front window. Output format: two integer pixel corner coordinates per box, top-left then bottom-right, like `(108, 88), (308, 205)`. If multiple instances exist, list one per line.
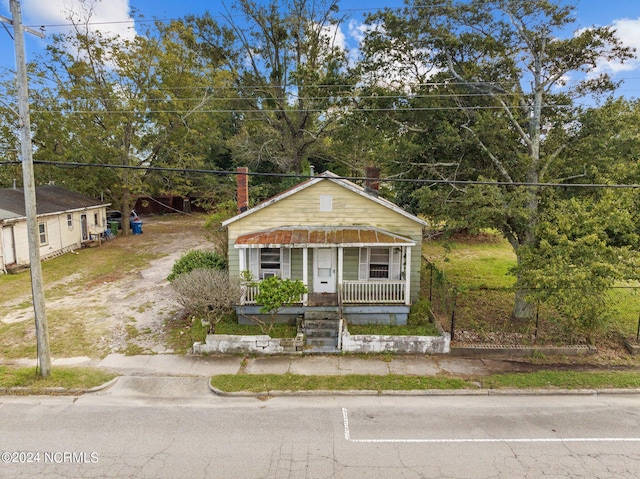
(369, 248), (390, 279)
(260, 248), (281, 278)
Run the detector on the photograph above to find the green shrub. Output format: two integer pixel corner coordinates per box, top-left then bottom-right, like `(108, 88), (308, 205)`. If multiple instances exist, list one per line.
(167, 250), (227, 281)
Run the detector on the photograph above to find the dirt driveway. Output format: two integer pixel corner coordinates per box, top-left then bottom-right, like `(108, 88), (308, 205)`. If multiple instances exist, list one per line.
(0, 214), (215, 358)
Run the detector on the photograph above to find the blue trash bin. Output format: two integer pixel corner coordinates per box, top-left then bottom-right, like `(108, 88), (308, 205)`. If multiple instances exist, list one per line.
(131, 221), (142, 235)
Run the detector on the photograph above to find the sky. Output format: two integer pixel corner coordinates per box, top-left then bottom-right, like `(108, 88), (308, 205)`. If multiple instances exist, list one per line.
(1, 0), (640, 100)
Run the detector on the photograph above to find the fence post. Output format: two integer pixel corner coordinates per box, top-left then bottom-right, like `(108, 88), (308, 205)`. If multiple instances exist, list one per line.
(429, 263), (433, 302)
(450, 288), (457, 341)
(637, 313), (640, 342)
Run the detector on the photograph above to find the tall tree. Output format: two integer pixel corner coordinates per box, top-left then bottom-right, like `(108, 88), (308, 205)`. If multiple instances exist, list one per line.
(29, 5), (235, 231)
(361, 0), (635, 321)
(182, 0), (353, 180)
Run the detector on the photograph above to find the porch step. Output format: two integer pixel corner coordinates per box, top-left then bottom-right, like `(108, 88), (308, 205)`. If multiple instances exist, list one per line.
(303, 319), (340, 330)
(304, 310), (340, 321)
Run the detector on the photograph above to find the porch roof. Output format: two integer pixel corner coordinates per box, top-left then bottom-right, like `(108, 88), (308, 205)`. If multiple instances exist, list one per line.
(234, 226), (416, 248)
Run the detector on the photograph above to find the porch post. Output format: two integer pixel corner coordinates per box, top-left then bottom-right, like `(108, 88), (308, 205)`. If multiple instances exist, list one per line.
(404, 246), (412, 305)
(337, 247), (344, 286)
(302, 247), (308, 306)
(238, 248), (246, 273)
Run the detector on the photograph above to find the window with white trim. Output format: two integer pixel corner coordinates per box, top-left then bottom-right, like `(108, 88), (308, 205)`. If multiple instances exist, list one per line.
(38, 222), (48, 245)
(359, 247), (403, 280)
(247, 247), (291, 279)
(260, 248), (280, 278)
(369, 247), (390, 279)
(67, 214), (73, 229)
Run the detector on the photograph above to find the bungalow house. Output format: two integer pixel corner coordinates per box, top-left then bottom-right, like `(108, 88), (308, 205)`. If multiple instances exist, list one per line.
(0, 185), (110, 273)
(223, 168), (428, 328)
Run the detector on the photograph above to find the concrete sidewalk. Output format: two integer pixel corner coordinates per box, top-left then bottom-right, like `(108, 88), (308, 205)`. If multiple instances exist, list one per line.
(0, 353), (530, 378)
(4, 354), (640, 397)
(93, 353), (532, 378)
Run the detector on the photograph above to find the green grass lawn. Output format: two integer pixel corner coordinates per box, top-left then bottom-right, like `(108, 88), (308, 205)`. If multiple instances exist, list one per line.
(0, 366), (116, 393)
(209, 369), (640, 393)
(423, 233), (517, 289)
(422, 231), (640, 345)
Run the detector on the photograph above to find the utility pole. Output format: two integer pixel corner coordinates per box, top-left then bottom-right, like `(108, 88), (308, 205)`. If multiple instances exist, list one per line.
(3, 0), (51, 377)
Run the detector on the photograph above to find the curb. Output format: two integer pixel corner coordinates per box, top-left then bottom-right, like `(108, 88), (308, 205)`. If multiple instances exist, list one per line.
(0, 376), (119, 397)
(207, 380), (640, 398)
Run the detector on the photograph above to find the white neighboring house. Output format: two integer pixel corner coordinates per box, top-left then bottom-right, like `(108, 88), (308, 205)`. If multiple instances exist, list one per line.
(0, 185), (110, 273)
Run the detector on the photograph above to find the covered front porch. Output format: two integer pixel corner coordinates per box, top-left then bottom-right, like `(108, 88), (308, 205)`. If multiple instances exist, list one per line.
(235, 226), (415, 308)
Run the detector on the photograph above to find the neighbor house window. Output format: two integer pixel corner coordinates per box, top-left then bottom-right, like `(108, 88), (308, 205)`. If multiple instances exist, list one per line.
(67, 214), (73, 229)
(38, 222), (48, 245)
(94, 213), (99, 226)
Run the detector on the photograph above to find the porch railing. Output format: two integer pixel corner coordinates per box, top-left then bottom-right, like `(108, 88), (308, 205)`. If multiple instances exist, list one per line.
(240, 282), (305, 306)
(240, 282), (260, 305)
(341, 280), (406, 304)
(240, 280), (406, 305)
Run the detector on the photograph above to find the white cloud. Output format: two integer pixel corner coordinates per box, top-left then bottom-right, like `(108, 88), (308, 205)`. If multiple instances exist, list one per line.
(348, 19), (367, 44)
(594, 17), (640, 74)
(20, 0), (135, 40)
(320, 22), (347, 51)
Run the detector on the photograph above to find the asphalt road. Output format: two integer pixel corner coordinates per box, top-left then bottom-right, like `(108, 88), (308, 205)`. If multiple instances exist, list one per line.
(1, 383), (639, 478)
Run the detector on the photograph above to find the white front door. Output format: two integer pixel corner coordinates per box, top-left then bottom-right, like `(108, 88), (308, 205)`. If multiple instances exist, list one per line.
(2, 225), (16, 265)
(313, 248), (336, 293)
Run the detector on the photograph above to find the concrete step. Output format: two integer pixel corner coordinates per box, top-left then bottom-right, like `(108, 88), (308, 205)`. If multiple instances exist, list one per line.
(305, 337), (338, 348)
(304, 329), (339, 338)
(303, 319), (340, 330)
(305, 346), (340, 354)
(304, 310), (340, 321)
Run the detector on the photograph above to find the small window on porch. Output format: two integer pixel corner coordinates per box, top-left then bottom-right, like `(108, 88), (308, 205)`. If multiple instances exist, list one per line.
(260, 248), (281, 278)
(246, 247), (291, 280)
(369, 248), (390, 279)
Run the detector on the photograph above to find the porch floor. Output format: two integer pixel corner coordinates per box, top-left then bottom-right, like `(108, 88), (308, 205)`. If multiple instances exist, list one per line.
(307, 293), (338, 306)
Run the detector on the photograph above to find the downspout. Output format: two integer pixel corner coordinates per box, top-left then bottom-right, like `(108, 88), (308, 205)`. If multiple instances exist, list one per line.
(404, 246), (412, 305)
(0, 224), (6, 274)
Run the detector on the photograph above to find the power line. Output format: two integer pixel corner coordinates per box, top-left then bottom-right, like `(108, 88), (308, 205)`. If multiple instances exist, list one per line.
(3, 160), (639, 190)
(29, 105), (576, 114)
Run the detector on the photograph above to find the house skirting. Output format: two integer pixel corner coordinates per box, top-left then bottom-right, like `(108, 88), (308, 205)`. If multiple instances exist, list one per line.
(236, 304), (410, 325)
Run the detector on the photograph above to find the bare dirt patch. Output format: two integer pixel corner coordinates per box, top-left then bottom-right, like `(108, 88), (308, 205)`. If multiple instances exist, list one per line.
(0, 214), (215, 358)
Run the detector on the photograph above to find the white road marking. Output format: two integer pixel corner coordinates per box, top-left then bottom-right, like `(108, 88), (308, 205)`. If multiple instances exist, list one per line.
(342, 408), (640, 444)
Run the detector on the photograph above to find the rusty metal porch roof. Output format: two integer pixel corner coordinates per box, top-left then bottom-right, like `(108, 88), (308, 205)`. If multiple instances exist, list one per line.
(234, 226), (415, 248)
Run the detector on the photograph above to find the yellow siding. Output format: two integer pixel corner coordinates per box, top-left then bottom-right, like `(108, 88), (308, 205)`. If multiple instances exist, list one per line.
(226, 179), (425, 301)
(227, 180), (423, 241)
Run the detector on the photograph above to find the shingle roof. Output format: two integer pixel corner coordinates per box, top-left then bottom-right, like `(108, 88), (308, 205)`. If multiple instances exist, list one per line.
(0, 185), (109, 221)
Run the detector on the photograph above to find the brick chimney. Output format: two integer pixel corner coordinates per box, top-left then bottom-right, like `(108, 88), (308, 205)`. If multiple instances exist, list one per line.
(237, 167), (249, 213)
(364, 166), (380, 197)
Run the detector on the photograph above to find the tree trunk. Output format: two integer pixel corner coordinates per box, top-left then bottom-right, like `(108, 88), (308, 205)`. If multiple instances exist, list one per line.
(510, 220), (537, 323)
(512, 287), (535, 322)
